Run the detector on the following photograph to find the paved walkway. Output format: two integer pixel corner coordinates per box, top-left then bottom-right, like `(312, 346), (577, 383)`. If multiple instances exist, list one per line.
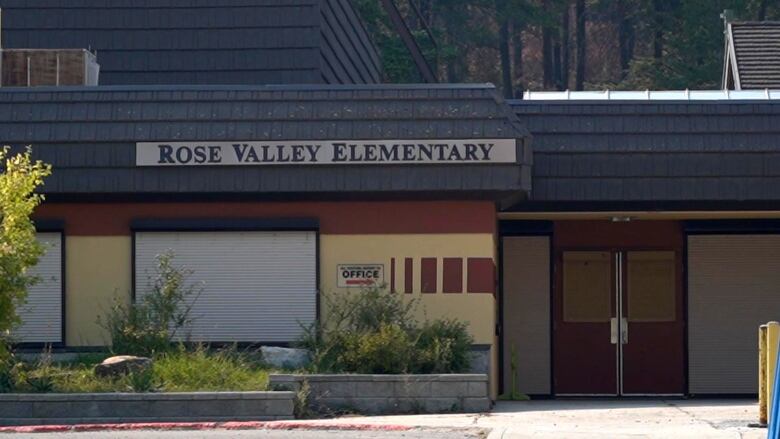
(287, 399), (766, 438)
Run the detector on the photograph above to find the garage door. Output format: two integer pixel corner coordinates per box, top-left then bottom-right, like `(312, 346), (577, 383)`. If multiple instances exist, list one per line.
(688, 234), (780, 394)
(16, 232), (63, 344)
(134, 231), (317, 343)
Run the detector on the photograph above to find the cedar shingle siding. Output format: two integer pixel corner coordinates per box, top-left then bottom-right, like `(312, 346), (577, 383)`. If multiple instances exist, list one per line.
(0, 0), (381, 85)
(511, 101), (780, 207)
(0, 84), (531, 198)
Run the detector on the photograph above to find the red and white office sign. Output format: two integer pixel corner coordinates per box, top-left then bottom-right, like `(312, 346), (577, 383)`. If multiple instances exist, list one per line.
(337, 264), (384, 288)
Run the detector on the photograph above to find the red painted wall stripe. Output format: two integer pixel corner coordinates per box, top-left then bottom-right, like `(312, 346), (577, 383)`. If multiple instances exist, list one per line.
(404, 258), (413, 294)
(467, 258), (495, 294)
(421, 258), (437, 293)
(442, 257), (463, 293)
(35, 201), (496, 236)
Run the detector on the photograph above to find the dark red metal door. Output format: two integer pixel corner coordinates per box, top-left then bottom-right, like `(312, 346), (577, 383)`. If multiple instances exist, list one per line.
(553, 251), (618, 395)
(553, 249), (684, 395)
(620, 251), (685, 395)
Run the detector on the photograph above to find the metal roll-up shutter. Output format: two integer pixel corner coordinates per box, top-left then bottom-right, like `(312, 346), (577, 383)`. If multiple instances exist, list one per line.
(502, 236), (551, 395)
(16, 233), (63, 343)
(134, 231), (317, 343)
(688, 234), (780, 394)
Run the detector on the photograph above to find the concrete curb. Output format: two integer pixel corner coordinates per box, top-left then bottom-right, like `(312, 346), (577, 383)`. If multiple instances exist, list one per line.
(0, 421), (416, 434)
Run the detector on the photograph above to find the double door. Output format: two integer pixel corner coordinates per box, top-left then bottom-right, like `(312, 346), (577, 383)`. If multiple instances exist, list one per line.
(553, 249), (684, 395)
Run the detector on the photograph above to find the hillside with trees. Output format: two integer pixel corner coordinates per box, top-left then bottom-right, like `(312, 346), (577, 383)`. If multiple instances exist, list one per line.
(352, 0), (780, 95)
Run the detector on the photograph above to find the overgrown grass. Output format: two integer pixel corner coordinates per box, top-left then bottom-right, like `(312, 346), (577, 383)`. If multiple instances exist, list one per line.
(4, 345), (269, 393)
(153, 346), (268, 392)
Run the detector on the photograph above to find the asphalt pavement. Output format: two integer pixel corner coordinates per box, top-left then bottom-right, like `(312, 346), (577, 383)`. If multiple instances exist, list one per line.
(0, 428), (486, 439)
(0, 399), (764, 439)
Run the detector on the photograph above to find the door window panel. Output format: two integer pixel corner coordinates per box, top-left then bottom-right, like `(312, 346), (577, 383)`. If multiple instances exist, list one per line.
(562, 251), (612, 322)
(626, 251), (676, 322)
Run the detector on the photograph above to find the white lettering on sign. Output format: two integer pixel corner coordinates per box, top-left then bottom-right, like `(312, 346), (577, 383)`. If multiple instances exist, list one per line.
(337, 264), (384, 288)
(135, 139), (517, 166)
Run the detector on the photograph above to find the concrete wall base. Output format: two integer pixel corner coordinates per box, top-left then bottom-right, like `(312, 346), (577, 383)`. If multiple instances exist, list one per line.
(270, 374), (490, 415)
(0, 391), (295, 426)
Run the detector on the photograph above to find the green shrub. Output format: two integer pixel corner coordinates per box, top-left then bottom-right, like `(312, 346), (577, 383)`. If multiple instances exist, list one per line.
(344, 323), (412, 374)
(23, 368), (55, 393)
(98, 251), (202, 356)
(298, 286), (419, 373)
(123, 369), (159, 392)
(415, 319), (473, 373)
(0, 355), (21, 392)
(298, 287), (473, 374)
(337, 287), (418, 333)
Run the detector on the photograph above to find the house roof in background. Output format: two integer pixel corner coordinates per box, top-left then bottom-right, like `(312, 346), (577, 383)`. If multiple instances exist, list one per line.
(0, 0), (381, 85)
(724, 21), (780, 90)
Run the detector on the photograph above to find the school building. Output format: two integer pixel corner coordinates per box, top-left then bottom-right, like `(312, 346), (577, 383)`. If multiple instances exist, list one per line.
(1, 1), (779, 398)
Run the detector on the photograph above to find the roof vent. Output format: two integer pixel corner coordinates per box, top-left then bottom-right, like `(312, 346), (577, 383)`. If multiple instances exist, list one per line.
(1, 49), (100, 87)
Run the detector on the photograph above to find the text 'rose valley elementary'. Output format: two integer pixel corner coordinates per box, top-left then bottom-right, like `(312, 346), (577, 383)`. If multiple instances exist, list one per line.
(137, 140), (516, 166)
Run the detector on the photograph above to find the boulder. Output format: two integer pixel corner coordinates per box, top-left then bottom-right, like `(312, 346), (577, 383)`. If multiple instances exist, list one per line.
(94, 355), (153, 378)
(260, 346), (311, 369)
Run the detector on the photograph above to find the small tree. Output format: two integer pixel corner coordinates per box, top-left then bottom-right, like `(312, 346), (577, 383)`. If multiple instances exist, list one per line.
(0, 147), (51, 365)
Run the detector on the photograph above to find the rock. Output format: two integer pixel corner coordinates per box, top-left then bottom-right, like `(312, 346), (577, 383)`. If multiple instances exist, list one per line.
(260, 346), (311, 369)
(94, 355), (153, 378)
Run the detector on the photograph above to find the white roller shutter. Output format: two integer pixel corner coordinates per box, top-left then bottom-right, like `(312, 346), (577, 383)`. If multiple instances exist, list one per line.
(16, 233), (63, 343)
(502, 236), (551, 395)
(134, 231), (317, 343)
(688, 234), (780, 394)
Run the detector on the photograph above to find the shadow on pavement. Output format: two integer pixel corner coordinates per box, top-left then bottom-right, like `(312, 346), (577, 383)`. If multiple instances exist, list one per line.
(491, 398), (758, 413)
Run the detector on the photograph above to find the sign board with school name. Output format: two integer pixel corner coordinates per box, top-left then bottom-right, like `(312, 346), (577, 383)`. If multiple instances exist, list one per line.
(337, 264), (384, 288)
(135, 139), (517, 166)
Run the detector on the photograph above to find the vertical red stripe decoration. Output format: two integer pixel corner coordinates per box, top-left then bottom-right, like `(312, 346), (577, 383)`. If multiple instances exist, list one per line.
(443, 257), (463, 293)
(467, 257), (495, 294)
(390, 258), (396, 293)
(421, 258), (437, 293)
(404, 258), (413, 294)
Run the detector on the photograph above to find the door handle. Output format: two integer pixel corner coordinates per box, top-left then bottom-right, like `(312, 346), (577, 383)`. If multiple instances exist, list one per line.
(621, 317), (628, 344)
(610, 317), (618, 344)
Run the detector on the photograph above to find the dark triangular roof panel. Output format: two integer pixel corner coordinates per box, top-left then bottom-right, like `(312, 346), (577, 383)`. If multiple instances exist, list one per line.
(726, 21), (780, 90)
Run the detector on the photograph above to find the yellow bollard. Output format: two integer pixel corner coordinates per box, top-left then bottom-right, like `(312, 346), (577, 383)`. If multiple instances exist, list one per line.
(760, 324), (768, 425)
(767, 321), (780, 424)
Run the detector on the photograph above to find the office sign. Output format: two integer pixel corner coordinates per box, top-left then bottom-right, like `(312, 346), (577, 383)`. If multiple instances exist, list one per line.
(337, 264), (384, 288)
(136, 139), (517, 166)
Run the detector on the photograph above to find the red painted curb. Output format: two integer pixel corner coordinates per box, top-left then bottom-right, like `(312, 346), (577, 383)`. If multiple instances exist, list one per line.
(0, 421), (414, 434)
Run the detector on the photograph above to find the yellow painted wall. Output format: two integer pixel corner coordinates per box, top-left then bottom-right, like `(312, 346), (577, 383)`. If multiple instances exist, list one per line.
(63, 232), (499, 395)
(320, 234), (498, 396)
(65, 236), (131, 346)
